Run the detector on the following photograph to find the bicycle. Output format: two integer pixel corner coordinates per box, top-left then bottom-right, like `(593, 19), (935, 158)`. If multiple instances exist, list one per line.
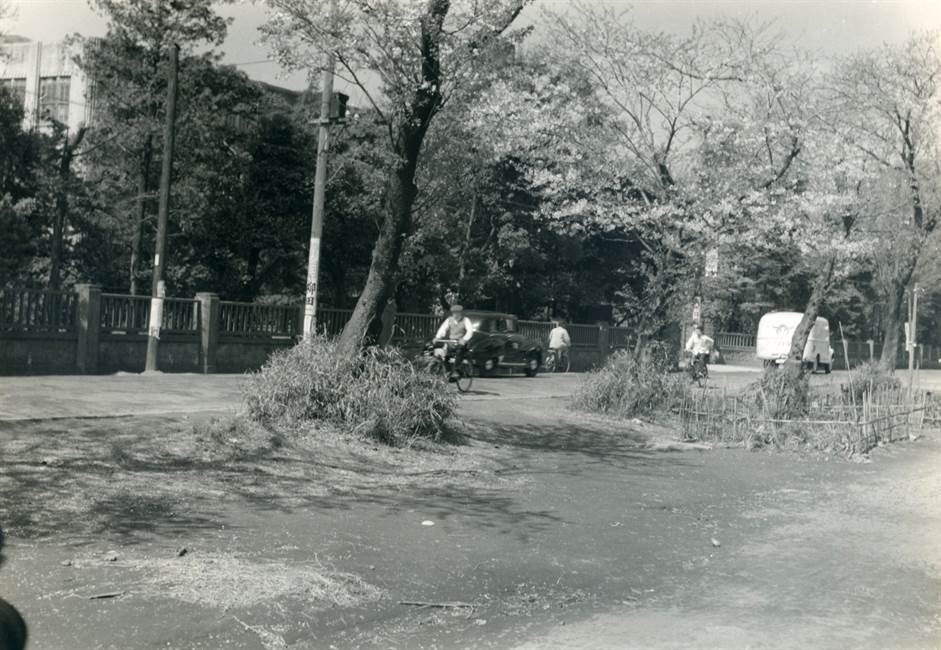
(688, 352), (709, 387)
(423, 339), (474, 393)
(544, 347), (571, 373)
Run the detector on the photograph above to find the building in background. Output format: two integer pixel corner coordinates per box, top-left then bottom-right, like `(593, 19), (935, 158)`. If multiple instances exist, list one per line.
(0, 36), (93, 132)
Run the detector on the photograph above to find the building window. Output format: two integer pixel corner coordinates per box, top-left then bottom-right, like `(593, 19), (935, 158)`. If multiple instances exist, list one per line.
(0, 78), (27, 109)
(39, 75), (71, 124)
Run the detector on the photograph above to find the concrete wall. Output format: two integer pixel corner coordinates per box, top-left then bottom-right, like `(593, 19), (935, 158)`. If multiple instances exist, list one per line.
(215, 338), (294, 374)
(0, 333), (77, 375)
(98, 335), (202, 374)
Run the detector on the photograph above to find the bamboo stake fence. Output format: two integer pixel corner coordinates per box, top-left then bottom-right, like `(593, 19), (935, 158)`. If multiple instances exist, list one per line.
(679, 386), (935, 455)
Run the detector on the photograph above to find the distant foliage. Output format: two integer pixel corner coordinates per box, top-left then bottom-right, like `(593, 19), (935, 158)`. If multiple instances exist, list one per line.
(244, 337), (455, 445)
(573, 350), (688, 418)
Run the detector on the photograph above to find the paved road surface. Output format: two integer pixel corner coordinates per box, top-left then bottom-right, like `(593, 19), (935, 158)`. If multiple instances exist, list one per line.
(6, 365), (933, 421)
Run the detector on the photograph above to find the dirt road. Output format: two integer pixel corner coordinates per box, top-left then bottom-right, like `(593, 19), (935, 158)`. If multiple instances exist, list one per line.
(0, 372), (938, 649)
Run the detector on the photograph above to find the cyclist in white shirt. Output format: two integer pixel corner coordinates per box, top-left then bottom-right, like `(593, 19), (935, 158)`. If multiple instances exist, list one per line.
(548, 321), (571, 367)
(685, 322), (713, 366)
(434, 304), (474, 376)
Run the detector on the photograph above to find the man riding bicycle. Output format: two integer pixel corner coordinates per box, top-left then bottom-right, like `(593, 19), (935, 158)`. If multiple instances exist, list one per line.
(685, 321), (713, 377)
(434, 304), (474, 379)
(547, 320), (571, 369)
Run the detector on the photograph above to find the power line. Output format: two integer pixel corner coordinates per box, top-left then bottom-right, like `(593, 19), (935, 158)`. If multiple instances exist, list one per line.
(226, 58), (276, 67)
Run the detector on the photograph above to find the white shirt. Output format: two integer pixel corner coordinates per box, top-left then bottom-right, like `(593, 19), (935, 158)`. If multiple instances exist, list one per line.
(548, 326), (571, 349)
(685, 332), (712, 355)
(436, 316), (474, 343)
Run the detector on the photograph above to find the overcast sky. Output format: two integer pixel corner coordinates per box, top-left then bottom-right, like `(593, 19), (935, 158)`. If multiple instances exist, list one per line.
(4, 0), (941, 97)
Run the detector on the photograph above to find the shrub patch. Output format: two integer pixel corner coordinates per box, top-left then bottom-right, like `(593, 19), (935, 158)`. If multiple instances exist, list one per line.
(243, 338), (456, 445)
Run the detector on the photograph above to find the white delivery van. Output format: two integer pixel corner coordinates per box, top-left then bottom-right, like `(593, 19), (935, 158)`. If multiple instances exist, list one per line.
(756, 312), (833, 373)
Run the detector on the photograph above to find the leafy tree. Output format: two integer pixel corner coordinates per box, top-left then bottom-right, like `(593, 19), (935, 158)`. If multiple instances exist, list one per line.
(828, 31), (941, 369)
(262, 0), (528, 356)
(0, 87), (102, 289)
(74, 0), (232, 293)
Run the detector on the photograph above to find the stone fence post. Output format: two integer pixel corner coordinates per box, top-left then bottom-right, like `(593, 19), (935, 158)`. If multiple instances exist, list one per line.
(75, 283), (101, 374)
(196, 292), (219, 374)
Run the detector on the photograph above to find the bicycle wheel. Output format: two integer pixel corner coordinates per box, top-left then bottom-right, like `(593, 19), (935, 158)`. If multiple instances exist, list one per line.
(695, 363), (707, 388)
(545, 352), (557, 372)
(455, 360), (474, 392)
(560, 352), (571, 373)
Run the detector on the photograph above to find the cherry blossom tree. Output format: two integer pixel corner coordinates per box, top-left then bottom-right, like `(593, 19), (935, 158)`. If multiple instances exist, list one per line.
(827, 31), (941, 369)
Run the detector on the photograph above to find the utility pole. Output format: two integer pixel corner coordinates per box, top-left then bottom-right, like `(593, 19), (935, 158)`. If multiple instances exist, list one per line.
(302, 55), (335, 342)
(145, 43), (179, 372)
(908, 281), (919, 388)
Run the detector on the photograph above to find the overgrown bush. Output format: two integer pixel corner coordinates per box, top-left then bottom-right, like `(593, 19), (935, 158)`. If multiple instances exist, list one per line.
(572, 349), (689, 418)
(746, 366), (811, 420)
(244, 337), (455, 445)
(845, 361), (901, 405)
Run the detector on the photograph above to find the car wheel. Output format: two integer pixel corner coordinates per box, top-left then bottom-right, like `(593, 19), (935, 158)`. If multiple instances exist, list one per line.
(483, 358), (496, 374)
(525, 357), (539, 377)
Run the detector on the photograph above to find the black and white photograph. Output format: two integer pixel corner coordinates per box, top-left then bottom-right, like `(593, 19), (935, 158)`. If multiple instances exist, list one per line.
(0, 0), (939, 648)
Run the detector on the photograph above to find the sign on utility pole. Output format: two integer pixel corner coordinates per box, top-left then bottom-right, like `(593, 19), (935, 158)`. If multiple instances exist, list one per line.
(302, 55), (336, 342)
(145, 42), (179, 372)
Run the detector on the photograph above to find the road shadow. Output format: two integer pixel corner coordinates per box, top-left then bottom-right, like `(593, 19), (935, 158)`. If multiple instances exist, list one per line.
(0, 399), (699, 547)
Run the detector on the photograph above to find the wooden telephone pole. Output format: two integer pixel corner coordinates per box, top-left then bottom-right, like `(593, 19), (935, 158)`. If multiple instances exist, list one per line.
(302, 55), (336, 341)
(145, 43), (179, 372)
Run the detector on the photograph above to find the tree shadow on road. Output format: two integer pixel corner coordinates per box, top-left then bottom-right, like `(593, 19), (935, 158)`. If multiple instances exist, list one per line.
(0, 401), (699, 548)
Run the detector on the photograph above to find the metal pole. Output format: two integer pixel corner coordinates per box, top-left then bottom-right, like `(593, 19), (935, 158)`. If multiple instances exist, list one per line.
(302, 55), (335, 342)
(145, 43), (179, 371)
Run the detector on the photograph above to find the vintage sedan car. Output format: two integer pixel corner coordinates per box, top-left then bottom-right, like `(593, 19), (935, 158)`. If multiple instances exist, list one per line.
(464, 311), (543, 376)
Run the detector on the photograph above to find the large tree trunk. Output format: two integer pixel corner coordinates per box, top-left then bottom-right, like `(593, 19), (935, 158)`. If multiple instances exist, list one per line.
(335, 0), (450, 358)
(337, 161), (421, 356)
(878, 116), (932, 370)
(784, 255), (836, 378)
(456, 191), (477, 297)
(879, 268), (916, 370)
(129, 134), (153, 296)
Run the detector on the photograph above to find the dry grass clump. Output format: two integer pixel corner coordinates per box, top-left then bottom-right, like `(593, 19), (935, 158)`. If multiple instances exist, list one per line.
(573, 350), (689, 418)
(84, 553), (382, 611)
(845, 361), (902, 405)
(746, 366), (811, 420)
(244, 337), (456, 445)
